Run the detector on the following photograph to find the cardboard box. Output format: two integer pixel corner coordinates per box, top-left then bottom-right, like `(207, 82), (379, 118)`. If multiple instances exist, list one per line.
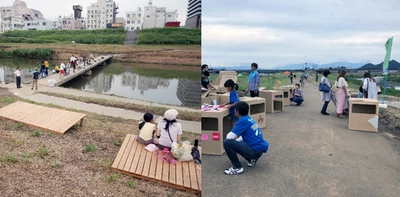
(219, 71), (237, 78)
(273, 87), (290, 106)
(202, 95), (217, 105)
(348, 98), (379, 132)
(260, 90), (284, 113)
(217, 93), (230, 105)
(250, 112), (266, 129)
(239, 97), (267, 128)
(201, 108), (232, 155)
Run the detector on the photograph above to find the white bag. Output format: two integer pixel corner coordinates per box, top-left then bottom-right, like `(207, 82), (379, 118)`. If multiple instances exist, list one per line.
(144, 144), (158, 152)
(171, 141), (193, 161)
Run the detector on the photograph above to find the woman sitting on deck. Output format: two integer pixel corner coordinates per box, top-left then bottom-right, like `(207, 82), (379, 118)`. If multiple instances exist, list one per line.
(156, 109), (182, 151)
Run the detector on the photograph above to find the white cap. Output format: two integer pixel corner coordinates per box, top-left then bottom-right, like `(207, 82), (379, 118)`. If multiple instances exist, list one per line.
(164, 109), (178, 121)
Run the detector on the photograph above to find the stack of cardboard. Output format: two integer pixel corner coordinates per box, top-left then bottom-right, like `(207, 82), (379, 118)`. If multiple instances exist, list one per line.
(274, 86), (290, 106)
(201, 91), (217, 105)
(211, 71), (238, 93)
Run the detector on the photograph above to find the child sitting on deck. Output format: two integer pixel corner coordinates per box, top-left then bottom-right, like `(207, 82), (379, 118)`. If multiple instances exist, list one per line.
(137, 113), (157, 145)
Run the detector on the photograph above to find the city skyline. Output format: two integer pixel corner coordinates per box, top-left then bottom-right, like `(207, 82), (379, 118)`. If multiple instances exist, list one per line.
(202, 0), (400, 68)
(0, 0), (188, 25)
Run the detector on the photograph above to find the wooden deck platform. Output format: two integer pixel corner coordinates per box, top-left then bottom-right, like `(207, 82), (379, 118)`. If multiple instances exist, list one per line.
(0, 101), (86, 135)
(111, 134), (201, 194)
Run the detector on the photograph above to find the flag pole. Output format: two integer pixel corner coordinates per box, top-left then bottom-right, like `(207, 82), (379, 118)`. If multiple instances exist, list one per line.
(381, 36), (394, 105)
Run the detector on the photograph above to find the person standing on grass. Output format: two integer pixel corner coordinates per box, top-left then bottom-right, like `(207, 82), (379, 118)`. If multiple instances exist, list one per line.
(289, 72), (293, 84)
(14, 67), (21, 88)
(223, 101), (269, 175)
(320, 70), (332, 115)
(31, 68), (39, 90)
(290, 83), (304, 106)
(362, 72), (378, 100)
(315, 72), (319, 82)
(220, 79), (240, 127)
(334, 70), (349, 119)
(246, 63), (260, 97)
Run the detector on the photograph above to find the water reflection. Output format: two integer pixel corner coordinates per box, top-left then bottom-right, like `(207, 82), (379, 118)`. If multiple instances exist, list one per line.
(0, 60), (200, 106)
(62, 64), (200, 106)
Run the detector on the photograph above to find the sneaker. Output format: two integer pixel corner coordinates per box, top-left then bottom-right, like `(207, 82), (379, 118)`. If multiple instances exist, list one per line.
(224, 167), (243, 175)
(247, 159), (257, 167)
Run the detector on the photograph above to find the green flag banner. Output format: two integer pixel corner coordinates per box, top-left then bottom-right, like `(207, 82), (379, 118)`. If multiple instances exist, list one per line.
(383, 37), (393, 75)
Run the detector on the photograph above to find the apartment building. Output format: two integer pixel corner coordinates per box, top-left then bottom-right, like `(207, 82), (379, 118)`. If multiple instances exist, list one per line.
(185, 0), (201, 28)
(125, 7), (142, 31)
(86, 0), (119, 29)
(0, 0), (45, 32)
(142, 0), (178, 29)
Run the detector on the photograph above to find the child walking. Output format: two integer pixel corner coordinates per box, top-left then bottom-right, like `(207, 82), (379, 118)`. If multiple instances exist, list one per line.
(220, 79), (240, 127)
(31, 68), (39, 90)
(137, 113), (157, 145)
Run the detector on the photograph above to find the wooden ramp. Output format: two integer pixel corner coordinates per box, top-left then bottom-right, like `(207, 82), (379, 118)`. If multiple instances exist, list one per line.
(111, 134), (202, 194)
(0, 101), (86, 135)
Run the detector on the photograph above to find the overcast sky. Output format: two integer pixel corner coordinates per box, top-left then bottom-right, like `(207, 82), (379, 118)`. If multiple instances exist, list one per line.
(1, 0), (188, 24)
(202, 0), (400, 68)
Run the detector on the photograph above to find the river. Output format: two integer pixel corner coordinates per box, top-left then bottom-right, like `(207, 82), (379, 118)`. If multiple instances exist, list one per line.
(0, 59), (200, 107)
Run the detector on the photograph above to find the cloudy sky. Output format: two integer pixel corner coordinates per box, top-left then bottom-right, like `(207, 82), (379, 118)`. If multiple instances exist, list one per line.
(1, 0), (188, 24)
(202, 0), (400, 68)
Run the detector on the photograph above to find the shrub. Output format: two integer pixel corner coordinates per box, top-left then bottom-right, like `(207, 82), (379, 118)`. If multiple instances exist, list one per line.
(136, 28), (201, 45)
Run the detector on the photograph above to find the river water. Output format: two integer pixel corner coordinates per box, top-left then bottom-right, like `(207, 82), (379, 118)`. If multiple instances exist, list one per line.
(0, 59), (200, 106)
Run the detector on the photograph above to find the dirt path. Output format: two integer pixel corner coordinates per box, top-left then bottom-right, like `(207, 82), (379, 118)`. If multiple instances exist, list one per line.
(202, 81), (400, 197)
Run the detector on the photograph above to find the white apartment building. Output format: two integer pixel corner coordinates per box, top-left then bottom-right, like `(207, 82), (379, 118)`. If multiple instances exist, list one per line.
(185, 0), (201, 28)
(125, 7), (142, 31)
(0, 0), (45, 32)
(143, 0), (178, 29)
(22, 18), (52, 30)
(86, 0), (119, 29)
(62, 17), (86, 30)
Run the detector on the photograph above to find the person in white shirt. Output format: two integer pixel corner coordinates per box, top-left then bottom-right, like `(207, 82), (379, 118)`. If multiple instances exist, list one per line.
(334, 70), (349, 119)
(70, 55), (75, 63)
(14, 67), (21, 88)
(59, 62), (66, 78)
(156, 109), (182, 151)
(362, 72), (378, 100)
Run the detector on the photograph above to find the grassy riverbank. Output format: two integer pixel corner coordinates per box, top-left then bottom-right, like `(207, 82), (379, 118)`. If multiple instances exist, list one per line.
(0, 43), (200, 66)
(137, 28), (201, 45)
(1, 29), (126, 44)
(0, 89), (200, 196)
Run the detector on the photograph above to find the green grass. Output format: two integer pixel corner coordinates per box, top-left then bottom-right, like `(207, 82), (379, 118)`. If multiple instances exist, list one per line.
(2, 29), (126, 44)
(30, 130), (41, 137)
(209, 72), (292, 91)
(5, 154), (17, 163)
(0, 48), (55, 59)
(50, 162), (60, 168)
(85, 144), (97, 152)
(113, 140), (121, 146)
(136, 28), (201, 45)
(128, 180), (136, 189)
(38, 147), (49, 157)
(107, 172), (120, 182)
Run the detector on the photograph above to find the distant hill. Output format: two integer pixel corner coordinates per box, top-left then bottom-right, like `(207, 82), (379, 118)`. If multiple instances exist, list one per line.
(358, 60), (400, 70)
(212, 61), (368, 70)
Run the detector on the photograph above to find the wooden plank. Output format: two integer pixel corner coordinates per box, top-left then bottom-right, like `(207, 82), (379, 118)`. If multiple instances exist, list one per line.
(112, 135), (132, 169)
(175, 159), (184, 187)
(135, 145), (148, 175)
(116, 135), (133, 170)
(182, 162), (191, 188)
(162, 158), (170, 183)
(196, 147), (202, 190)
(42, 110), (74, 130)
(155, 151), (164, 181)
(188, 161), (199, 190)
(169, 159), (176, 185)
(141, 149), (153, 177)
(148, 150), (158, 179)
(130, 140), (143, 174)
(117, 135), (134, 170)
(123, 137), (139, 172)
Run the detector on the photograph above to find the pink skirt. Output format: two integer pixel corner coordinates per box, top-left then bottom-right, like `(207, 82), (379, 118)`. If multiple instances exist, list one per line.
(337, 88), (347, 114)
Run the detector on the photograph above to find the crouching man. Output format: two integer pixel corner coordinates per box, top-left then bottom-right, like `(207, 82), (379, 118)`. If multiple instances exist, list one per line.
(223, 101), (269, 175)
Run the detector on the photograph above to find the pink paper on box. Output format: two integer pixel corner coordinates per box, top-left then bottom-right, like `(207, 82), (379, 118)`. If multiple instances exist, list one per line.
(201, 134), (209, 141)
(212, 132), (220, 141)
